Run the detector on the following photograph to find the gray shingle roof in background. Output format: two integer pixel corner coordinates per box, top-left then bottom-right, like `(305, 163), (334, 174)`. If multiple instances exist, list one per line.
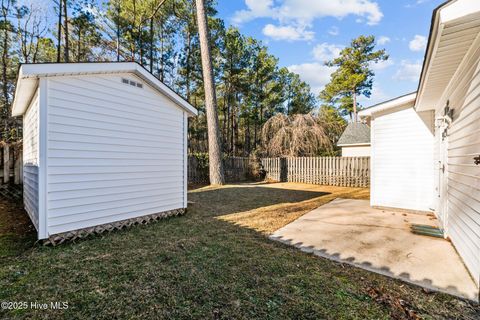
(337, 122), (371, 146)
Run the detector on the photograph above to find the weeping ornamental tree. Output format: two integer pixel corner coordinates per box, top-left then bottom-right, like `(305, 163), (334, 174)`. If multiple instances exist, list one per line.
(320, 35), (388, 122)
(261, 113), (335, 157)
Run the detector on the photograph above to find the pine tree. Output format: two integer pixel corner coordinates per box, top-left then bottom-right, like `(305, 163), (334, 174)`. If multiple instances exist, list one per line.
(320, 35), (388, 121)
(195, 0), (224, 185)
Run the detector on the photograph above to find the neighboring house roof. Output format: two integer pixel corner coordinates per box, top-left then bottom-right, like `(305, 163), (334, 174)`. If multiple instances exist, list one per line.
(337, 122), (371, 146)
(358, 92), (417, 118)
(415, 0), (480, 111)
(12, 62), (198, 117)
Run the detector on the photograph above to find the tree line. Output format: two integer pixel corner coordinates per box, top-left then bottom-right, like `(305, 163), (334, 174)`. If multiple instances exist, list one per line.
(0, 0), (320, 156)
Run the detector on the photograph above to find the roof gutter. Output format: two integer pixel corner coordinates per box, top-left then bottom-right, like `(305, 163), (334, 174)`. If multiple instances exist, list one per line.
(358, 92), (417, 118)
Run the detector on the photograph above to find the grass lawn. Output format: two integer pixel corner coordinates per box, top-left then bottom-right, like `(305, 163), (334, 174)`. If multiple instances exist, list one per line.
(0, 182), (479, 319)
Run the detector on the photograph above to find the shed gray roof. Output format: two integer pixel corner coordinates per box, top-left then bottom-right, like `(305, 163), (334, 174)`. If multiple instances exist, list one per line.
(337, 122), (371, 146)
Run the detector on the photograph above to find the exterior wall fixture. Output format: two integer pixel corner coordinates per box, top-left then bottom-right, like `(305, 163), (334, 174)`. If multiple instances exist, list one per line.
(474, 155), (480, 165)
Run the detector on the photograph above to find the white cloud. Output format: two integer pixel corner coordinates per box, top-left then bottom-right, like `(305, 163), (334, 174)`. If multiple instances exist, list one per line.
(370, 59), (394, 71)
(377, 36), (390, 45)
(393, 60), (422, 82)
(233, 0), (383, 41)
(262, 24), (314, 41)
(409, 35), (427, 52)
(358, 84), (390, 106)
(232, 0), (274, 24)
(328, 26), (339, 36)
(312, 43), (343, 63)
(233, 0), (383, 25)
(406, 0), (432, 7)
(287, 62), (335, 94)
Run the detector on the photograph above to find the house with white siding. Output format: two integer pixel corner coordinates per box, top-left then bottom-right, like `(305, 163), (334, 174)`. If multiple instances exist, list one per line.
(337, 122), (371, 157)
(359, 0), (480, 289)
(12, 62), (198, 242)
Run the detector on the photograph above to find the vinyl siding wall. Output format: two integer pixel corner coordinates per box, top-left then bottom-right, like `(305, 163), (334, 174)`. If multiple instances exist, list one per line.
(45, 74), (186, 236)
(371, 105), (435, 212)
(23, 90), (40, 230)
(341, 145), (370, 157)
(441, 48), (480, 286)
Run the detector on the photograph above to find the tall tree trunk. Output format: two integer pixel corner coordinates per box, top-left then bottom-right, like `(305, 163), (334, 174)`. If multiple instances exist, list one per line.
(234, 93), (240, 155)
(185, 30), (191, 100)
(116, 3), (120, 61)
(1, 4), (9, 134)
(245, 117), (250, 156)
(149, 17), (154, 73)
(159, 21), (164, 81)
(195, 0), (225, 185)
(230, 101), (234, 155)
(222, 93), (227, 149)
(56, 0), (62, 62)
(352, 89), (357, 122)
(63, 0), (69, 62)
(76, 27), (81, 62)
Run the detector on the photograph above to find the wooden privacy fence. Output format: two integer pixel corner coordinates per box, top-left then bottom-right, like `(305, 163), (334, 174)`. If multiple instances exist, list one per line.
(261, 157), (370, 187)
(0, 141), (23, 185)
(188, 156), (251, 184)
(3, 146), (368, 188)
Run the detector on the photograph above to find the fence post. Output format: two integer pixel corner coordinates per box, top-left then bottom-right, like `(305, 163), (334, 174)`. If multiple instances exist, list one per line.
(3, 144), (10, 184)
(14, 147), (21, 185)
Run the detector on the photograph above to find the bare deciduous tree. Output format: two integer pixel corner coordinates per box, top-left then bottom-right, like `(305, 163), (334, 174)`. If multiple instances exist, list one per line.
(17, 2), (48, 63)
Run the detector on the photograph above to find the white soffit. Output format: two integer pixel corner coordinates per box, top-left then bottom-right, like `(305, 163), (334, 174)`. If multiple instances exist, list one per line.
(416, 0), (480, 111)
(359, 92), (417, 118)
(12, 62), (198, 117)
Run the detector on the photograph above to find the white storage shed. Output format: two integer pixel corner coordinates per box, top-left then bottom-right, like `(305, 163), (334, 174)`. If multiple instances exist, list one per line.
(12, 62), (198, 241)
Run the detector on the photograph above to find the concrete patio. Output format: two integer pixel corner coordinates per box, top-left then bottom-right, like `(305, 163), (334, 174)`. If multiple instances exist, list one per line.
(270, 198), (479, 301)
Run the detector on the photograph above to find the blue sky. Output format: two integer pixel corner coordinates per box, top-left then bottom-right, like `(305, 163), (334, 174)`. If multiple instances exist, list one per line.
(216, 0), (445, 106)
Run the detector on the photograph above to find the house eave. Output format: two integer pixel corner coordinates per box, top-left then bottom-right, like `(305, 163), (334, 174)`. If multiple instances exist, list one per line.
(359, 93), (417, 118)
(415, 0), (480, 111)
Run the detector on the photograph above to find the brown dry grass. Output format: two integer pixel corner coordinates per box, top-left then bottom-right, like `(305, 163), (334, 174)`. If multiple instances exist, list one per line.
(216, 182), (370, 234)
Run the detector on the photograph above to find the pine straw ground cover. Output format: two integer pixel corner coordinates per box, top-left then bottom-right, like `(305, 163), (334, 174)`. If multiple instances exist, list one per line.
(0, 182), (478, 320)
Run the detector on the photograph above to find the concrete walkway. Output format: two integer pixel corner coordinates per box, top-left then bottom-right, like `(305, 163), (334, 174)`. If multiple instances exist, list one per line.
(270, 198), (479, 301)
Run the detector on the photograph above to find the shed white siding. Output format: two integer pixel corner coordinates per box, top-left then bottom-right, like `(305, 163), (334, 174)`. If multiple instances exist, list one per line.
(44, 74), (187, 235)
(341, 145), (370, 157)
(441, 49), (480, 286)
(23, 90), (40, 230)
(371, 105), (435, 212)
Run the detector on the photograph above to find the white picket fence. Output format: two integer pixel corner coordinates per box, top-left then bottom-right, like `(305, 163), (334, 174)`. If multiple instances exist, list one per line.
(261, 157), (370, 187)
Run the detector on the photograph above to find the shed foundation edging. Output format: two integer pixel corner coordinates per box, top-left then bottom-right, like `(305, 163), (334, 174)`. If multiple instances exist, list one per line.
(43, 208), (186, 245)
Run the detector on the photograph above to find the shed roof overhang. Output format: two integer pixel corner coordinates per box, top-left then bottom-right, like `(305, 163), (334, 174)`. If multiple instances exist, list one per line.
(12, 62), (198, 117)
(415, 0), (480, 111)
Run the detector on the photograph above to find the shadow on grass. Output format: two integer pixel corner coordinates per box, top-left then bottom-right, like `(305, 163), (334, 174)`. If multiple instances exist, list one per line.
(189, 185), (330, 217)
(0, 197), (36, 258)
(0, 183), (478, 319)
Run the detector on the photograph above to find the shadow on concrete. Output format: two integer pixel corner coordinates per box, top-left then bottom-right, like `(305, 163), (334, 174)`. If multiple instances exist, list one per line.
(268, 198), (479, 302)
